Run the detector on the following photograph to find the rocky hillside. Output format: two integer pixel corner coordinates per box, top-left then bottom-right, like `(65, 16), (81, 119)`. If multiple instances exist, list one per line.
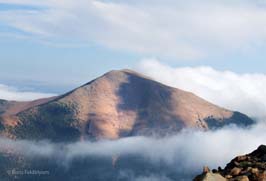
(0, 69), (254, 141)
(194, 145), (266, 181)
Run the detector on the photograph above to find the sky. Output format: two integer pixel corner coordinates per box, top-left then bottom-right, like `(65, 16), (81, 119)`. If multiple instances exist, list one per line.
(0, 0), (266, 94)
(1, 2), (266, 179)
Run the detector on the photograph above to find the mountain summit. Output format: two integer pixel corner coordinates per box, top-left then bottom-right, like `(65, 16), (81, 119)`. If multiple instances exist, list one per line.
(0, 69), (254, 141)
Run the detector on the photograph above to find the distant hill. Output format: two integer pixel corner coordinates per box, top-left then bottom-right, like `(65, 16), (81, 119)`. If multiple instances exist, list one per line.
(0, 69), (254, 141)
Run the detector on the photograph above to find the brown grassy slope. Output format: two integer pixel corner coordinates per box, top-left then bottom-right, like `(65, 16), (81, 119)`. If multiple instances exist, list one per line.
(0, 70), (254, 141)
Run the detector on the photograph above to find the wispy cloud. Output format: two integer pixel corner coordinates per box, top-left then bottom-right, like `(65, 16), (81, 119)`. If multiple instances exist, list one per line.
(0, 122), (265, 180)
(137, 59), (266, 119)
(0, 84), (55, 101)
(1, 0), (266, 59)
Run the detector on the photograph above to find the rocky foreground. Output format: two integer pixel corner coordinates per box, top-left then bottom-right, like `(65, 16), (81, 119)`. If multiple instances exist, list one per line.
(194, 145), (266, 181)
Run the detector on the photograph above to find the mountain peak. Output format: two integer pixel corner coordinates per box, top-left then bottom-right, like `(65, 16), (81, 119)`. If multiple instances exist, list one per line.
(0, 70), (254, 141)
(109, 69), (136, 74)
(103, 69), (153, 81)
(104, 69), (139, 76)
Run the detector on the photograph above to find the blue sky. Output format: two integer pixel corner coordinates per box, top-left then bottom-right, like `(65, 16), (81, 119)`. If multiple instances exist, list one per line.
(0, 0), (266, 93)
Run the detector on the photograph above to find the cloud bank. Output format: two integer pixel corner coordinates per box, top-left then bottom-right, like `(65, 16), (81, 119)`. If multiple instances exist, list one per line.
(0, 123), (266, 180)
(1, 0), (266, 59)
(0, 84), (55, 101)
(137, 60), (266, 119)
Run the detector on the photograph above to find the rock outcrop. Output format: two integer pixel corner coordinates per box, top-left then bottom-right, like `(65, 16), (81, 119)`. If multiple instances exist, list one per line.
(194, 145), (266, 181)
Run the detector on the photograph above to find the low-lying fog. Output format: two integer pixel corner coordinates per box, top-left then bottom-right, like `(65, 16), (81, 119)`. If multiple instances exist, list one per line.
(1, 121), (265, 180)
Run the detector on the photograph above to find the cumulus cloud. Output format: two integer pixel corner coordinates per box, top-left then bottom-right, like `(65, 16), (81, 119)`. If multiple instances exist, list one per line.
(137, 59), (266, 119)
(0, 84), (55, 101)
(1, 0), (266, 59)
(0, 123), (266, 180)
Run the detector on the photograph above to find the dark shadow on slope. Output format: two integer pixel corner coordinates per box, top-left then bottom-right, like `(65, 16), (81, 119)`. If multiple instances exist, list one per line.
(116, 72), (255, 135)
(116, 72), (185, 137)
(14, 102), (80, 142)
(204, 111), (255, 129)
(0, 99), (9, 115)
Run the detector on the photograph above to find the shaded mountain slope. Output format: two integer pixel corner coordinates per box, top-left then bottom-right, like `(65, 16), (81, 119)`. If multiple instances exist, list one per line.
(0, 69), (254, 141)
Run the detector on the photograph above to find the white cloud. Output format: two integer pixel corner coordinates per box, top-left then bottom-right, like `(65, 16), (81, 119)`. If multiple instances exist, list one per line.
(1, 0), (266, 59)
(0, 123), (265, 180)
(137, 59), (266, 119)
(0, 84), (55, 101)
(64, 124), (266, 169)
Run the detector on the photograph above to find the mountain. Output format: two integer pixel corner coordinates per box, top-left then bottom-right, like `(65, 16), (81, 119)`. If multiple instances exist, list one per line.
(194, 145), (266, 181)
(0, 69), (254, 141)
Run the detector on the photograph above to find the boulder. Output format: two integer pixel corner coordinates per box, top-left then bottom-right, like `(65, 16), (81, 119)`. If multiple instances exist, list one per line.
(230, 167), (242, 176)
(194, 172), (227, 181)
(233, 175), (249, 181)
(194, 145), (266, 181)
